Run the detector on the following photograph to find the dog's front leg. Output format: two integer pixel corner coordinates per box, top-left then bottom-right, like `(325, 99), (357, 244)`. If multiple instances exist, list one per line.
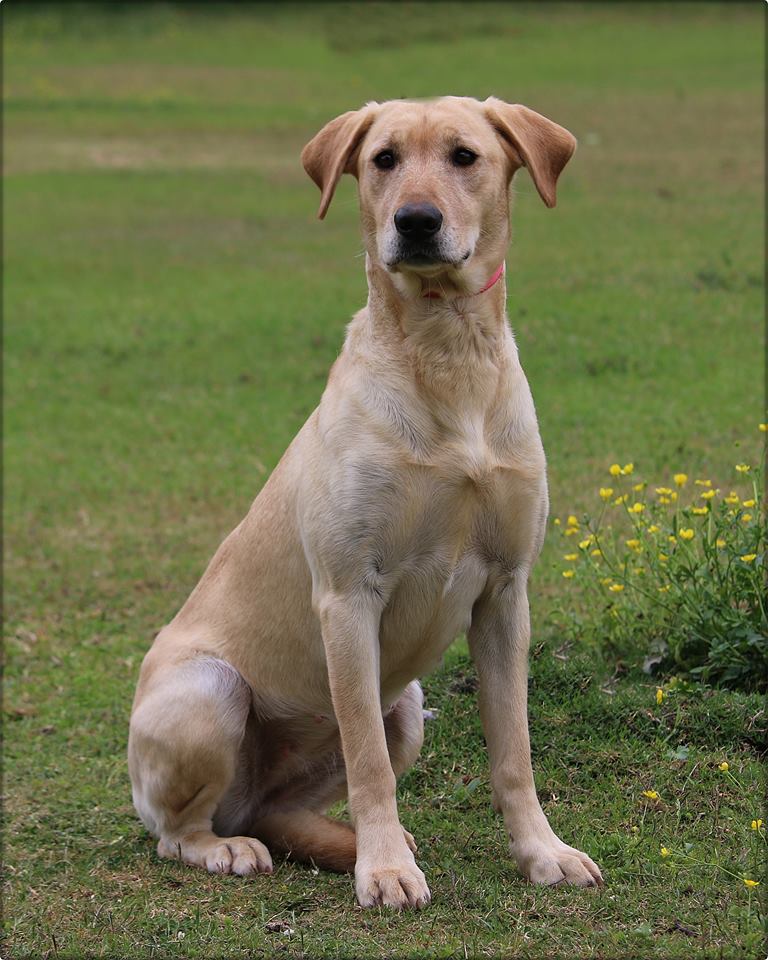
(318, 593), (431, 909)
(468, 574), (603, 888)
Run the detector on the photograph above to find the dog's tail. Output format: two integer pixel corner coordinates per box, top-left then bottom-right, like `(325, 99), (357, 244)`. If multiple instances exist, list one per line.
(252, 809), (357, 872)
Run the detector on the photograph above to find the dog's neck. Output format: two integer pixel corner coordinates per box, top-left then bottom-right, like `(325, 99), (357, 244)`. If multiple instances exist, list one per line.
(364, 256), (513, 405)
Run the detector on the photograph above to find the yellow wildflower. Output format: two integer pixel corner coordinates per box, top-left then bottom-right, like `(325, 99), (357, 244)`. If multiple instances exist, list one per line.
(679, 528), (695, 541)
(658, 585), (670, 593)
(600, 577), (613, 586)
(743, 499), (756, 508)
(691, 506), (708, 515)
(668, 535), (677, 544)
(613, 494), (629, 506)
(740, 554), (757, 563)
(658, 496), (671, 505)
(621, 463), (634, 476)
(742, 514), (753, 523)
(628, 502), (645, 514)
(760, 423), (767, 432)
(648, 524), (660, 534)
(673, 473), (688, 487)
(563, 553), (579, 561)
(609, 463), (622, 477)
(656, 688), (664, 705)
(599, 487), (614, 501)
(633, 482), (645, 492)
(735, 463), (750, 474)
(700, 489), (716, 500)
(567, 514), (579, 527)
(655, 487), (673, 496)
(716, 538), (726, 548)
(591, 548), (602, 558)
(553, 517), (561, 526)
(562, 569), (575, 579)
(608, 583), (625, 593)
(751, 819), (763, 831)
(564, 527), (579, 536)
(724, 491), (740, 505)
(578, 535), (595, 549)
(625, 539), (642, 551)
(642, 790), (659, 800)
(744, 878), (760, 888)
(660, 846), (670, 857)
(718, 761), (729, 772)
(670, 491), (678, 502)
(694, 479), (712, 487)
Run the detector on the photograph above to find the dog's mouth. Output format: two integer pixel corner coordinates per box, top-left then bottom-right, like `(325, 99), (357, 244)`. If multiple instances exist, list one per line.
(387, 246), (471, 271)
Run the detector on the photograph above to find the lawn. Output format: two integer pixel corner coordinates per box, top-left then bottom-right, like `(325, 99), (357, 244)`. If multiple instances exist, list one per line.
(3, 3), (765, 958)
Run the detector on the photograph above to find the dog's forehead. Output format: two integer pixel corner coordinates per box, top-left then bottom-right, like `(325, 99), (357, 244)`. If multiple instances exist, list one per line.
(367, 97), (490, 147)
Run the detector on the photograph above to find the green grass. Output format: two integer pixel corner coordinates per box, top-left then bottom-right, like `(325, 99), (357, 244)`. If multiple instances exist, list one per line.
(3, 3), (765, 958)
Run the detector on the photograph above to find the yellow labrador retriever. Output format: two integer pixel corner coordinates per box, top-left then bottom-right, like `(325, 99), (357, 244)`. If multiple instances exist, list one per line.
(128, 96), (603, 909)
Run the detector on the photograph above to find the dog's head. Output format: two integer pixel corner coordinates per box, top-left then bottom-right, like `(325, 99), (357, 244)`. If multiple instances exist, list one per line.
(302, 96), (576, 292)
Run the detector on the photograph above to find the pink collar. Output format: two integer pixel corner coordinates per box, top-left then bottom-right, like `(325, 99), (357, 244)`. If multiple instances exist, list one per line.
(422, 262), (505, 299)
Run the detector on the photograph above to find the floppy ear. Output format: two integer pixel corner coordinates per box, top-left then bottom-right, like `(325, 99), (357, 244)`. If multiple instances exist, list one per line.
(484, 98), (576, 208)
(301, 105), (379, 220)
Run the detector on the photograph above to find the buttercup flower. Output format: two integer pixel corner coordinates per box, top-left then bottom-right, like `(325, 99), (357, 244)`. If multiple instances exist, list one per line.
(578, 535), (595, 549)
(751, 819), (764, 831)
(658, 585), (670, 593)
(642, 790), (659, 800)
(567, 515), (579, 527)
(679, 528), (695, 541)
(591, 548), (602, 558)
(625, 538), (641, 551)
(718, 761), (729, 772)
(724, 492), (740, 505)
(660, 846), (670, 857)
(742, 514), (753, 523)
(599, 487), (614, 501)
(735, 463), (750, 474)
(655, 486), (673, 496)
(673, 473), (688, 487)
(691, 506), (708, 516)
(600, 577), (613, 586)
(633, 482), (645, 492)
(759, 423), (767, 432)
(562, 570), (575, 579)
(716, 538), (726, 548)
(621, 463), (634, 476)
(658, 496), (671, 505)
(744, 878), (760, 888)
(700, 489), (716, 500)
(648, 524), (660, 534)
(740, 554), (757, 563)
(564, 553), (578, 561)
(628, 502), (645, 514)
(743, 499), (756, 508)
(609, 463), (622, 477)
(694, 479), (712, 487)
(608, 583), (624, 592)
(553, 517), (561, 526)
(656, 688), (664, 705)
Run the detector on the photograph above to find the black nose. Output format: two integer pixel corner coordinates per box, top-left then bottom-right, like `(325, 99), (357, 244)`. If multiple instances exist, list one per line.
(394, 203), (443, 239)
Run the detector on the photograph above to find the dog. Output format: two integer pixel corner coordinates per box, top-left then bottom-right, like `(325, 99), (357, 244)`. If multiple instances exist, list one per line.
(128, 96), (603, 909)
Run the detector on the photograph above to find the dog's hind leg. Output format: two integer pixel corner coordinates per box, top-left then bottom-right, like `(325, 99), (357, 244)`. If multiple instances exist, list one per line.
(128, 652), (273, 876)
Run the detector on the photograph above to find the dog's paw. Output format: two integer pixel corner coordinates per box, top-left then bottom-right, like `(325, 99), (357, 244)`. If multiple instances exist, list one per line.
(355, 858), (431, 909)
(512, 836), (602, 888)
(159, 834), (273, 876)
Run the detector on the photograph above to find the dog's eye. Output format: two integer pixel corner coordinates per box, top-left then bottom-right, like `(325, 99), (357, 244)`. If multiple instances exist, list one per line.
(452, 148), (478, 167)
(373, 150), (396, 170)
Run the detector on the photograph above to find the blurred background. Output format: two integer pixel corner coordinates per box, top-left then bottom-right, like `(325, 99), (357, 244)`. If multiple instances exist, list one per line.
(4, 4), (764, 957)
